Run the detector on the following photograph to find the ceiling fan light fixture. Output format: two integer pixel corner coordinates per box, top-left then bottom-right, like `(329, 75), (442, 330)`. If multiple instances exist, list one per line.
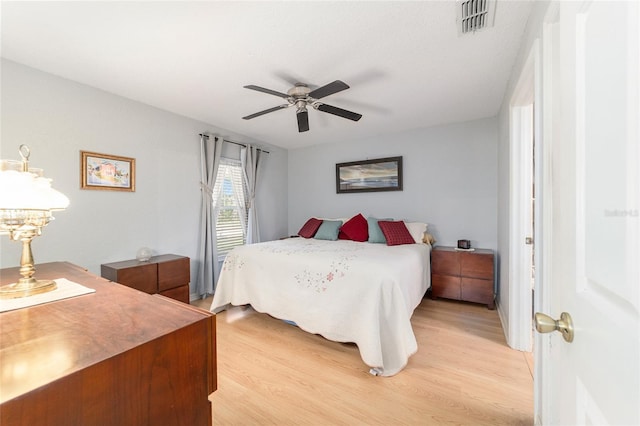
(295, 101), (307, 114)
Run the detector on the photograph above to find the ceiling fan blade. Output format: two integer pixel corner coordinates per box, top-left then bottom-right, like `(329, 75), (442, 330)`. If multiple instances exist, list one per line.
(297, 110), (309, 132)
(242, 104), (289, 120)
(308, 80), (350, 99)
(316, 104), (362, 121)
(244, 85), (290, 99)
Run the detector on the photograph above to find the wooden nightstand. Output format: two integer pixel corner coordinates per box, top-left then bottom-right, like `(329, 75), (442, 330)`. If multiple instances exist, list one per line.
(430, 246), (495, 309)
(101, 254), (190, 303)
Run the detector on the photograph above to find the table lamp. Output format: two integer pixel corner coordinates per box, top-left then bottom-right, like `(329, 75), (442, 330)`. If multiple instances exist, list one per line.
(0, 145), (70, 299)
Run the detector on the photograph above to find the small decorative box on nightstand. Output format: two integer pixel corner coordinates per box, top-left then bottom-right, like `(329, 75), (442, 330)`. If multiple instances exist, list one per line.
(430, 246), (495, 309)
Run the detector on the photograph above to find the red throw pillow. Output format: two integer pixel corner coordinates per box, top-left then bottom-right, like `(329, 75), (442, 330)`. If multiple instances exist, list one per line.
(339, 213), (369, 242)
(298, 218), (323, 238)
(378, 220), (415, 246)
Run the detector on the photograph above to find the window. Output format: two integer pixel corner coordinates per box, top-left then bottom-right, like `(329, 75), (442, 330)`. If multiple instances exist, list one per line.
(212, 158), (248, 257)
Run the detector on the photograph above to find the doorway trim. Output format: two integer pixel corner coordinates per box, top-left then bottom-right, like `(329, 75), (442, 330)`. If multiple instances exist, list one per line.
(508, 41), (541, 352)
(534, 4), (562, 424)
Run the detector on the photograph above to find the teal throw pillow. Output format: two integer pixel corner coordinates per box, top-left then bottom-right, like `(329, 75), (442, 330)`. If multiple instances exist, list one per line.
(314, 220), (342, 241)
(367, 217), (392, 243)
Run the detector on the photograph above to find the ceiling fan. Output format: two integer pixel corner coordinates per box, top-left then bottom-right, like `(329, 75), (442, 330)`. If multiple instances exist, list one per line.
(242, 80), (362, 132)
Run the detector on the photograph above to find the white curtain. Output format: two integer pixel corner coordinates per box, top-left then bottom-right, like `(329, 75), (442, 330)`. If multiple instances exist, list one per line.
(241, 145), (262, 244)
(196, 134), (223, 297)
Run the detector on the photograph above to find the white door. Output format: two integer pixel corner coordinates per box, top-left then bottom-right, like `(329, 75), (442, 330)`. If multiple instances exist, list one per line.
(535, 1), (639, 425)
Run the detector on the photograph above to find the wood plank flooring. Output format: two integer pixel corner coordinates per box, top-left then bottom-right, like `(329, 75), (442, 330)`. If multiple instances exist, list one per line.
(191, 296), (533, 425)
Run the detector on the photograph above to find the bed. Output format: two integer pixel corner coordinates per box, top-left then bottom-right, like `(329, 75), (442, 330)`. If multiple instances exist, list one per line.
(210, 235), (431, 376)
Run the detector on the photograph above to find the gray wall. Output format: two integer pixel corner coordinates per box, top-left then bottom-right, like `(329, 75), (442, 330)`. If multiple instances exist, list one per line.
(288, 118), (498, 250)
(0, 59), (288, 298)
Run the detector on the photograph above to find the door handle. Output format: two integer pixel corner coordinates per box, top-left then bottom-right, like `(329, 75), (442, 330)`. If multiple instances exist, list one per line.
(525, 236), (534, 245)
(534, 312), (574, 343)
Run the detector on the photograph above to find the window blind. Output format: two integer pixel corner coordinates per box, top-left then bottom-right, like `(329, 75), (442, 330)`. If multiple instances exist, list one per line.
(213, 159), (248, 257)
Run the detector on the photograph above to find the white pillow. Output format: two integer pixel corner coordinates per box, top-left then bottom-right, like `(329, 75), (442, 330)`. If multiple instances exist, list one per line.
(318, 217), (349, 224)
(404, 222), (428, 244)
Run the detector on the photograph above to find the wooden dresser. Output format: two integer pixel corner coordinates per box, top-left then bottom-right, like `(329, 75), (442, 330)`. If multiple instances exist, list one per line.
(0, 262), (216, 426)
(101, 254), (190, 303)
(431, 246), (495, 309)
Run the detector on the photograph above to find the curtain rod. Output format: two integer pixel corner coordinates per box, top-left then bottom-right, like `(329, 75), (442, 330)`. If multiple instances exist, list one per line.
(199, 133), (270, 154)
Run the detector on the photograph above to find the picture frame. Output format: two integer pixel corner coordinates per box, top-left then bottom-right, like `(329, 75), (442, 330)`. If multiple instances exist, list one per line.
(80, 151), (135, 192)
(336, 156), (403, 194)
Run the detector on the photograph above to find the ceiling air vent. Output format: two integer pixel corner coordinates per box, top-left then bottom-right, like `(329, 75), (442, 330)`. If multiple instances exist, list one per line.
(457, 0), (496, 35)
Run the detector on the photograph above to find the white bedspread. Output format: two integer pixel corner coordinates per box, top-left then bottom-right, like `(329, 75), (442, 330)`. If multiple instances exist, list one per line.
(210, 238), (431, 376)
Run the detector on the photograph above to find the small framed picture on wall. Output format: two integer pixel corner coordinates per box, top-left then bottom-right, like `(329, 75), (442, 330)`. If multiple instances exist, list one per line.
(80, 151), (135, 192)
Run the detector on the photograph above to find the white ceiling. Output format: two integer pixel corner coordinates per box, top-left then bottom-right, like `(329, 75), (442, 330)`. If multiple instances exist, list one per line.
(1, 1), (533, 150)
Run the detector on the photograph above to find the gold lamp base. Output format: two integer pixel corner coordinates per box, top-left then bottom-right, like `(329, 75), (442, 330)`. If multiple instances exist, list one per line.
(0, 278), (57, 299)
(0, 228), (58, 299)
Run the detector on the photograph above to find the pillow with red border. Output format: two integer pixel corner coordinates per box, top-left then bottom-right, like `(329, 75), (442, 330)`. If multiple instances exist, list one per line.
(377, 220), (415, 246)
(338, 213), (369, 242)
(298, 217), (323, 238)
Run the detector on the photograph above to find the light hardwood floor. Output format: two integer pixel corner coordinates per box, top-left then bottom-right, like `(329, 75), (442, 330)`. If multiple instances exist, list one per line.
(192, 296), (533, 425)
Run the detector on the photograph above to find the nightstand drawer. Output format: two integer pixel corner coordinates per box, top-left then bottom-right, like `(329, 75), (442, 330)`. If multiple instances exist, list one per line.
(461, 277), (494, 305)
(103, 263), (158, 294)
(431, 250), (460, 275)
(158, 257), (190, 291)
(159, 284), (190, 304)
(432, 274), (461, 299)
(460, 252), (493, 280)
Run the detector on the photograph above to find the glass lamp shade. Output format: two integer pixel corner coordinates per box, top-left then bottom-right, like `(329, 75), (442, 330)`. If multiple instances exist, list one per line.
(0, 169), (69, 210)
(0, 149), (70, 299)
(0, 169), (69, 235)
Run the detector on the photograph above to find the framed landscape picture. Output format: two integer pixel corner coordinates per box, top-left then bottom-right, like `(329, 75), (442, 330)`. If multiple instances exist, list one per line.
(80, 151), (135, 191)
(336, 156), (403, 194)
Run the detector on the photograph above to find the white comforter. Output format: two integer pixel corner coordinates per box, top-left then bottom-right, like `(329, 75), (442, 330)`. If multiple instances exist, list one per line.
(210, 238), (431, 376)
